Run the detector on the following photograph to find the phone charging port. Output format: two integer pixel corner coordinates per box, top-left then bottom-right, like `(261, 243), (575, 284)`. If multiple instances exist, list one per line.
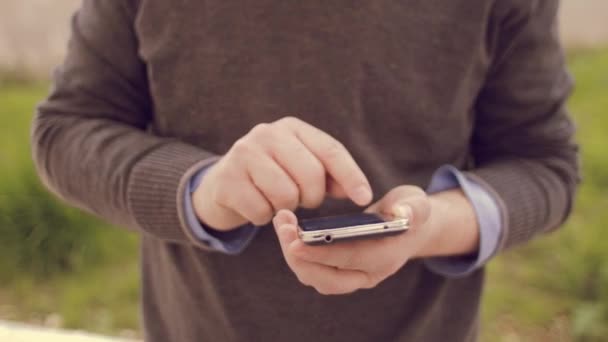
(324, 235), (333, 243)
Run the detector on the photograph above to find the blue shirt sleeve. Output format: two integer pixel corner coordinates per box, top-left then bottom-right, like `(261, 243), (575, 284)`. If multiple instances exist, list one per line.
(184, 162), (502, 265)
(423, 165), (503, 277)
(183, 163), (258, 255)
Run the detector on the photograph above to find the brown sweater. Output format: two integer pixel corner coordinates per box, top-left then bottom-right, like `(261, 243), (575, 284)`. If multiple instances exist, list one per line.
(32, 1), (579, 341)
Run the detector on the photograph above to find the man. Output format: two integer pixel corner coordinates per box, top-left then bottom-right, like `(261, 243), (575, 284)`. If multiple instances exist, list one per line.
(32, 0), (579, 341)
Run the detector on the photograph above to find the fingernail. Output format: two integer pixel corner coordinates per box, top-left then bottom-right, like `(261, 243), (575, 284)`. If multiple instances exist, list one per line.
(352, 185), (372, 205)
(393, 204), (412, 219)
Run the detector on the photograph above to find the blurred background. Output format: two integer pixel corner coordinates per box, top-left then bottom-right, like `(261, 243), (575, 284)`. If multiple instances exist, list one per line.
(0, 1), (607, 341)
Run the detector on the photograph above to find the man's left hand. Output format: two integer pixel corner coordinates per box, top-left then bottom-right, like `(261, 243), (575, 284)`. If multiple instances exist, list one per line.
(273, 186), (441, 295)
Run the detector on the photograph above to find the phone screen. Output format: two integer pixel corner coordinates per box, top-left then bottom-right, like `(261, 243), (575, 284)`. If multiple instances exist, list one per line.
(299, 213), (385, 232)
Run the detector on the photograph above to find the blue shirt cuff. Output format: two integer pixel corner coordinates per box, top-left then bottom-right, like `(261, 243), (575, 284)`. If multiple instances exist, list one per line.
(423, 165), (503, 277)
(183, 163), (258, 255)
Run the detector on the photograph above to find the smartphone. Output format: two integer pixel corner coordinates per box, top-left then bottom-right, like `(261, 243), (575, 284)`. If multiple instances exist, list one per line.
(297, 213), (409, 245)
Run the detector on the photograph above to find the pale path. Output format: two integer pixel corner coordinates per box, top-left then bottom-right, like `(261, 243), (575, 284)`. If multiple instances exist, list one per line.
(0, 320), (138, 342)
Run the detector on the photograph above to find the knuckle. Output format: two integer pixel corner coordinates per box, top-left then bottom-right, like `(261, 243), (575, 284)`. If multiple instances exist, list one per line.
(250, 205), (273, 225)
(249, 123), (279, 145)
(272, 186), (300, 210)
(322, 141), (346, 160)
(278, 116), (300, 126)
(288, 138), (311, 156)
(250, 123), (272, 136)
(231, 138), (254, 155)
(308, 160), (326, 180)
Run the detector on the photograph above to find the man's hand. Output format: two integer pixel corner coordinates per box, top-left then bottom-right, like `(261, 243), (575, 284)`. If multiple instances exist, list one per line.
(273, 185), (480, 295)
(192, 117), (373, 231)
(273, 186), (433, 295)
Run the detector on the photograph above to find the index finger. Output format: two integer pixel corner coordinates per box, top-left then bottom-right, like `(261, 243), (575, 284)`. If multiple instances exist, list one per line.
(280, 117), (373, 206)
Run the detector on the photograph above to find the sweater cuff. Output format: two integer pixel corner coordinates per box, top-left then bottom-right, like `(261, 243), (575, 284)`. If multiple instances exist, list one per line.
(423, 165), (503, 277)
(464, 160), (546, 251)
(183, 164), (258, 254)
(126, 141), (220, 244)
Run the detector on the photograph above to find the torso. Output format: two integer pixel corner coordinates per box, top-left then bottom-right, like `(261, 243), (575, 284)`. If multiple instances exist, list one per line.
(136, 1), (499, 340)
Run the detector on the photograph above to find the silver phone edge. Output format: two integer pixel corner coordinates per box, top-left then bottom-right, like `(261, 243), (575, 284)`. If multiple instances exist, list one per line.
(298, 218), (409, 244)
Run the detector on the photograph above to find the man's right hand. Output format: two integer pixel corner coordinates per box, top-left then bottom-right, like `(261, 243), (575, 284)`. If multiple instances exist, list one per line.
(192, 116), (373, 231)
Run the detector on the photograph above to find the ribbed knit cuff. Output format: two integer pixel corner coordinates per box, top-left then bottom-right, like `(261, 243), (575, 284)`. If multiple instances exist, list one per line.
(127, 141), (219, 244)
(465, 160), (546, 252)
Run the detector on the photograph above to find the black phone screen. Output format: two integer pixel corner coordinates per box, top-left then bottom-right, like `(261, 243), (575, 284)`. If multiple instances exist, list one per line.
(299, 213), (385, 232)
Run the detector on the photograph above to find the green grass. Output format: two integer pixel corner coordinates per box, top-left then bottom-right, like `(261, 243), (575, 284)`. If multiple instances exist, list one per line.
(0, 83), (140, 336)
(0, 48), (607, 340)
(0, 84), (46, 170)
(481, 47), (608, 342)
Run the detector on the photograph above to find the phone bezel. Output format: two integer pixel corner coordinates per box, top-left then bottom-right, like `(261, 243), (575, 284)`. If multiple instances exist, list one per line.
(297, 214), (409, 245)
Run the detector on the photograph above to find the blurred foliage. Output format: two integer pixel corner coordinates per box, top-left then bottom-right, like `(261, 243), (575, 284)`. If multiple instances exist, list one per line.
(0, 84), (135, 279)
(482, 47), (608, 342)
(0, 83), (139, 334)
(0, 165), (102, 278)
(0, 47), (607, 340)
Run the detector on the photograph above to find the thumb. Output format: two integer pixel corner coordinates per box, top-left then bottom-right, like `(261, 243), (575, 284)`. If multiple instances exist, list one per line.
(365, 185), (431, 226)
(273, 209), (299, 244)
(392, 195), (431, 228)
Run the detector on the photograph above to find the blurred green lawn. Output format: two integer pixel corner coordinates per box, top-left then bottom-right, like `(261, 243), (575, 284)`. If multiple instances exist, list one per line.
(0, 84), (140, 334)
(1, 48), (607, 341)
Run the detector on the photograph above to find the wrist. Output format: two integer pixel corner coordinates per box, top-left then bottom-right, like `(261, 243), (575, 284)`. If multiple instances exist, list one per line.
(418, 189), (479, 258)
(191, 184), (212, 226)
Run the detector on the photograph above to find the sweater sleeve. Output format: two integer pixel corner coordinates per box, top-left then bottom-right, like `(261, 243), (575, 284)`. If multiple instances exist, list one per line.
(466, 0), (580, 252)
(31, 0), (218, 248)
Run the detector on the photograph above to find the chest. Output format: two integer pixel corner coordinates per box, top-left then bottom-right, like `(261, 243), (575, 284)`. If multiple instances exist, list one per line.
(135, 0), (493, 154)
